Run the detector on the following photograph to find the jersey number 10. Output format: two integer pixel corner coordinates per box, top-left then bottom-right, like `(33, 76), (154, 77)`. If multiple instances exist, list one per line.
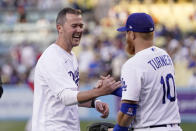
(160, 73), (176, 104)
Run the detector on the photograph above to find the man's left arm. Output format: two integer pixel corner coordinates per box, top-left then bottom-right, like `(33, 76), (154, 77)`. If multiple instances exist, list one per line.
(112, 100), (138, 131)
(78, 79), (109, 118)
(79, 99), (109, 118)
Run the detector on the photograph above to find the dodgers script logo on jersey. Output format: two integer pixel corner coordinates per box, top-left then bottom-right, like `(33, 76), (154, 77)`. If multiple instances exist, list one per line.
(68, 68), (79, 86)
(121, 78), (127, 91)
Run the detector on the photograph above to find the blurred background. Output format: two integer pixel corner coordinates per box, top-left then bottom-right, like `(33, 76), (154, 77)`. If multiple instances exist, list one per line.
(0, 0), (196, 131)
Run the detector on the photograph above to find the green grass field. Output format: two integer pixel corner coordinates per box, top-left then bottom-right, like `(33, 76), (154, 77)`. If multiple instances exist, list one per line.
(0, 121), (195, 131)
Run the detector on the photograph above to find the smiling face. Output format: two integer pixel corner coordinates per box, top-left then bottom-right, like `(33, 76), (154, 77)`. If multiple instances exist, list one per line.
(57, 13), (84, 50)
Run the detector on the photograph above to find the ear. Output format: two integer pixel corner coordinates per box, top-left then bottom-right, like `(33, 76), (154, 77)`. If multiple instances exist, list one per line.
(130, 31), (137, 40)
(56, 24), (63, 33)
(127, 31), (135, 40)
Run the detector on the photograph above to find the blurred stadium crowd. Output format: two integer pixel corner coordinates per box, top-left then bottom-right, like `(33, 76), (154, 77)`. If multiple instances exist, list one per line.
(1, 0), (196, 87)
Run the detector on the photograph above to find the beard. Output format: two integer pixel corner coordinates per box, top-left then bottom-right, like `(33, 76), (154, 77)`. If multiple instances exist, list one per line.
(126, 38), (135, 55)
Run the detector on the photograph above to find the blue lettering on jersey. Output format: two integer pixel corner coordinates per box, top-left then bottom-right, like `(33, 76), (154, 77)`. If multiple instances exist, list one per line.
(68, 68), (79, 86)
(148, 55), (172, 70)
(121, 78), (127, 91)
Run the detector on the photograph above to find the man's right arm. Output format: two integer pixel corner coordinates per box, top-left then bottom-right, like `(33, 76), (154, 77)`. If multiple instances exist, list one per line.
(58, 76), (121, 106)
(77, 76), (121, 104)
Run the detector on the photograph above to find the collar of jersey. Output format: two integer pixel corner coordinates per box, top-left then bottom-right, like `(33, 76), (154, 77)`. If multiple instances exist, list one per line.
(135, 45), (155, 55)
(53, 43), (74, 61)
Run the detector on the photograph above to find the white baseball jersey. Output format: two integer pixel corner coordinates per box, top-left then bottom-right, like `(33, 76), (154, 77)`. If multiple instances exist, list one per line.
(121, 46), (181, 128)
(32, 44), (80, 131)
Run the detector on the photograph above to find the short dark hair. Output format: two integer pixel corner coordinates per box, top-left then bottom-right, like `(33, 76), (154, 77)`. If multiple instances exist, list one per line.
(56, 7), (82, 25)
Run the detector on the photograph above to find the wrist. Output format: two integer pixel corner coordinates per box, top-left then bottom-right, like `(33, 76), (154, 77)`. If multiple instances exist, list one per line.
(91, 99), (101, 108)
(91, 98), (96, 108)
(94, 99), (101, 108)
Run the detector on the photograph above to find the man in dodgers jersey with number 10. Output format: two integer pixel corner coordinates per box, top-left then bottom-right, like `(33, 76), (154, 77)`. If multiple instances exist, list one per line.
(111, 13), (182, 131)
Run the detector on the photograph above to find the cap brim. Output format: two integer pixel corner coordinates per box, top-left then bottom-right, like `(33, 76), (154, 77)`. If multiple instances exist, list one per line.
(117, 27), (127, 32)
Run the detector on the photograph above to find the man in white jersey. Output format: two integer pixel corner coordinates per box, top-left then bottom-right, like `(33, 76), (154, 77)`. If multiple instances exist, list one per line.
(32, 8), (122, 131)
(110, 13), (182, 131)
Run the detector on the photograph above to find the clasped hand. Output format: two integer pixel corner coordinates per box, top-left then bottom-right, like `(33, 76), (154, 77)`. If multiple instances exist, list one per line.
(95, 75), (122, 96)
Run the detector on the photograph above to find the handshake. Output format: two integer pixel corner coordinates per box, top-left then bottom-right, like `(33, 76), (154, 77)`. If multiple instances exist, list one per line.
(95, 75), (123, 97)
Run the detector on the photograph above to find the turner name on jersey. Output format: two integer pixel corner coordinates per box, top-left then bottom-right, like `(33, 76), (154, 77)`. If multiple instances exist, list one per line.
(148, 54), (172, 71)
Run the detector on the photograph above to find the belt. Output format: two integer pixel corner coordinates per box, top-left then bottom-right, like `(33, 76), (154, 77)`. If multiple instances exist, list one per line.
(131, 123), (180, 130)
(150, 123), (180, 128)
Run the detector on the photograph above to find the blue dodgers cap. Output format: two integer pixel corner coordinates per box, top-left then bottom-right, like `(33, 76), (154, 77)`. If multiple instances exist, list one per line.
(117, 13), (154, 33)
